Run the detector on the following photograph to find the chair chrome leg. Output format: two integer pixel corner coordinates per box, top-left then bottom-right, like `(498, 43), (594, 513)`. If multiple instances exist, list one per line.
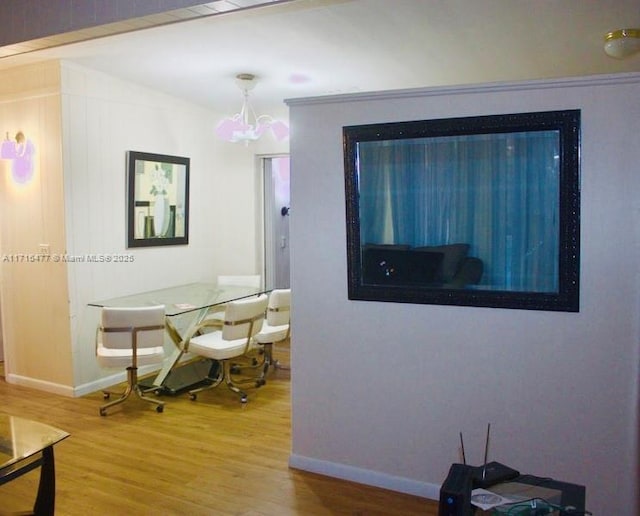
(272, 340), (291, 371)
(132, 384), (165, 412)
(223, 361), (248, 403)
(227, 353), (269, 388)
(261, 341), (290, 372)
(188, 359), (263, 403)
(99, 366), (165, 415)
(262, 343), (274, 373)
(230, 349), (267, 374)
(99, 384), (133, 415)
(227, 342), (287, 386)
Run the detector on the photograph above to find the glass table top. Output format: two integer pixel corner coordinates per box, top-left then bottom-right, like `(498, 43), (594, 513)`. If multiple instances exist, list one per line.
(88, 282), (264, 317)
(0, 415), (69, 473)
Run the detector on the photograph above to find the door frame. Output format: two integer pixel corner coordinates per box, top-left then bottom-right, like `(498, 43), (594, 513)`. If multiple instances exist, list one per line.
(258, 153), (290, 291)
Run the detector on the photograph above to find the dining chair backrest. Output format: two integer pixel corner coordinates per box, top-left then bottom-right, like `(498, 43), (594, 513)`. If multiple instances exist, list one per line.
(266, 289), (291, 327)
(222, 294), (268, 341)
(100, 305), (166, 351)
(217, 275), (261, 289)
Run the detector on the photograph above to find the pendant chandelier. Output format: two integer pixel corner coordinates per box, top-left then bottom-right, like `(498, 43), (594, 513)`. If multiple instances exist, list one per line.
(215, 73), (289, 145)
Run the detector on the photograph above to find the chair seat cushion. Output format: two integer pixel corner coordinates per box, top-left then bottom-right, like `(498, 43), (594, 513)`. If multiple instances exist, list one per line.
(188, 331), (257, 361)
(253, 323), (289, 344)
(97, 345), (165, 368)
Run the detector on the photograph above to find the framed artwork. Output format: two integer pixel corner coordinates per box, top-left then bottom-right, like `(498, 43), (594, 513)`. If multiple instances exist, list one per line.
(343, 110), (581, 312)
(126, 151), (190, 248)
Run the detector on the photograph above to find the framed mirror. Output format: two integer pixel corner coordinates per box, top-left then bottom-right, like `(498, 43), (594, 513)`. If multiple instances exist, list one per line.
(343, 110), (580, 311)
(126, 151), (190, 248)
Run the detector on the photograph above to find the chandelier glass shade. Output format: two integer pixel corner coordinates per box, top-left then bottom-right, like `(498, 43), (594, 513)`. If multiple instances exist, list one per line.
(216, 73), (290, 144)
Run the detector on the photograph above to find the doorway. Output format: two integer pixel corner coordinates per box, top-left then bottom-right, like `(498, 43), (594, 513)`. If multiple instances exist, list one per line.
(262, 155), (290, 290)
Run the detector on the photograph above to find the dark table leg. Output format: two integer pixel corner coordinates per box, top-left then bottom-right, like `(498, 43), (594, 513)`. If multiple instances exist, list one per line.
(33, 445), (56, 516)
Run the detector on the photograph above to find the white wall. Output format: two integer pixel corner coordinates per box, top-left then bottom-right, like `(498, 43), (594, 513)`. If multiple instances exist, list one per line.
(287, 74), (640, 515)
(60, 61), (287, 393)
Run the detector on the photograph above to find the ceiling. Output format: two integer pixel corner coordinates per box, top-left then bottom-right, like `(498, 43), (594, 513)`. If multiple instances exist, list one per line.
(1, 0), (639, 118)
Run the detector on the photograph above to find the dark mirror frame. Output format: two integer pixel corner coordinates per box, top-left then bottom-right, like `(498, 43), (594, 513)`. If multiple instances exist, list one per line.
(126, 151), (190, 248)
(343, 110), (580, 311)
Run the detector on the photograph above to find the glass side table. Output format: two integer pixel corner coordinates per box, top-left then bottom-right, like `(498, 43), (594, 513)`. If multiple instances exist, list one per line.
(0, 414), (70, 516)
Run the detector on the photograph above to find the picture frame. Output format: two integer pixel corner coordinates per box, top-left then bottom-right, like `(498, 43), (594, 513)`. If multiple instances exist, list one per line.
(126, 151), (190, 248)
(343, 110), (581, 312)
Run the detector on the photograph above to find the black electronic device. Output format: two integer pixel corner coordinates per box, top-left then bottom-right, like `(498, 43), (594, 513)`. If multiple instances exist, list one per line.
(472, 460), (520, 489)
(458, 424), (520, 490)
(438, 463), (474, 516)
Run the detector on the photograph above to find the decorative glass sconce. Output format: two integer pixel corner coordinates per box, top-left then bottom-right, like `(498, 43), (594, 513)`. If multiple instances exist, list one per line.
(1, 131), (36, 183)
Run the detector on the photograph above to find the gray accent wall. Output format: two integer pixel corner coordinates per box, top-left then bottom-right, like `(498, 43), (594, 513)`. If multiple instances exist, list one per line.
(287, 73), (640, 516)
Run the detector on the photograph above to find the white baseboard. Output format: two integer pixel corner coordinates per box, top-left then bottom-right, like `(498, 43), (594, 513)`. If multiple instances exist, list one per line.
(6, 364), (162, 398)
(5, 373), (76, 397)
(288, 453), (440, 501)
(74, 363), (163, 397)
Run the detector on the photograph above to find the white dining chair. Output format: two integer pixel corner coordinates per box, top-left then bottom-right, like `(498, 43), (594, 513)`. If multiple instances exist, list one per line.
(96, 305), (166, 416)
(184, 294), (268, 403)
(253, 288), (291, 377)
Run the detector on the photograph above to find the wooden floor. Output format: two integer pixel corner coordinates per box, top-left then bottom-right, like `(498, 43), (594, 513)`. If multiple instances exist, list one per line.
(0, 349), (438, 515)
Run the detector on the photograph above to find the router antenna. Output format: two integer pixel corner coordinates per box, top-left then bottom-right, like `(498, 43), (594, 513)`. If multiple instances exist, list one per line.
(482, 423), (491, 480)
(459, 432), (466, 465)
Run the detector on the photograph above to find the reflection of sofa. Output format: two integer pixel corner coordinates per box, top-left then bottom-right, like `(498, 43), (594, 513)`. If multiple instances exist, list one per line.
(362, 243), (483, 288)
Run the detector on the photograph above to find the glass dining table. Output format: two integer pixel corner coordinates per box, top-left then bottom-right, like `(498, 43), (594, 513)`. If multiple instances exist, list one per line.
(89, 282), (265, 394)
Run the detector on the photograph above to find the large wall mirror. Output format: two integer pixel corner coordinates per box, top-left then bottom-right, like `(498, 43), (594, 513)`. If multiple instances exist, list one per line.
(343, 110), (580, 311)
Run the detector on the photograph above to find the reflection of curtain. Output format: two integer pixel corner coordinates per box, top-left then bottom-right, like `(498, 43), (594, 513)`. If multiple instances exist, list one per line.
(357, 131), (559, 292)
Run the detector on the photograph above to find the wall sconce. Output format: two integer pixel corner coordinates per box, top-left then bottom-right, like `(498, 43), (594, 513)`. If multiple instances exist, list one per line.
(1, 131), (36, 183)
(604, 28), (640, 59)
